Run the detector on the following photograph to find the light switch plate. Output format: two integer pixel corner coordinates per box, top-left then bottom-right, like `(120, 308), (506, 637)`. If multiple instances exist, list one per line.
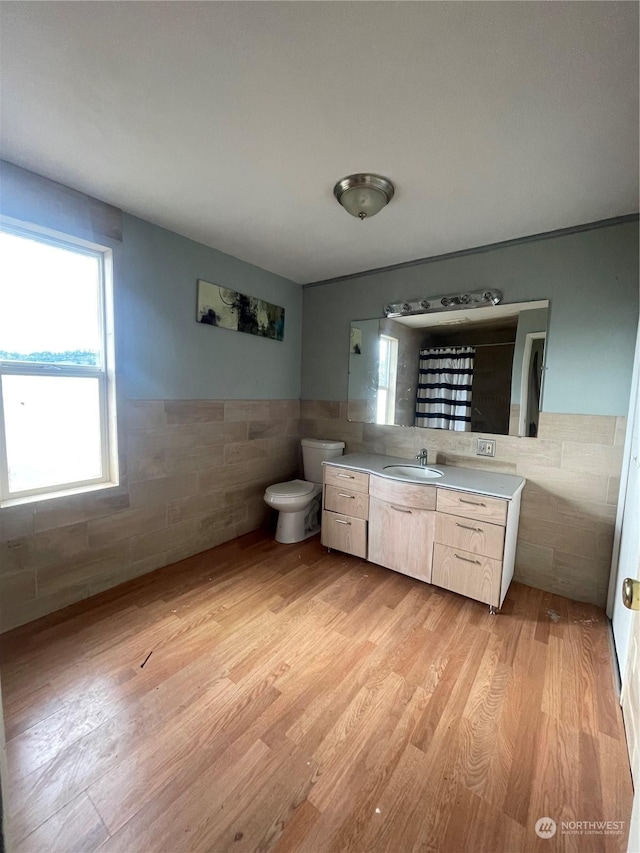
(476, 438), (496, 457)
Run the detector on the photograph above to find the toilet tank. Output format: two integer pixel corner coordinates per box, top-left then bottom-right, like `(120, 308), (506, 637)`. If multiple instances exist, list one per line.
(301, 438), (345, 484)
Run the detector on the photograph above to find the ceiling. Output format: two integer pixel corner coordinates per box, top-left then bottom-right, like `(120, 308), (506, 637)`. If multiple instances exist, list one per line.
(0, 2), (638, 285)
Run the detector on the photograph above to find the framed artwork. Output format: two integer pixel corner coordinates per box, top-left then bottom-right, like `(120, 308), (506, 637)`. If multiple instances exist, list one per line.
(196, 279), (285, 342)
(350, 326), (362, 354)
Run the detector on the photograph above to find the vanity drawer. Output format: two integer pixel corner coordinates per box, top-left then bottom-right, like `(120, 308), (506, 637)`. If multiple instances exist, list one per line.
(324, 465), (370, 494)
(324, 484), (369, 520)
(432, 543), (502, 607)
(370, 475), (436, 510)
(436, 488), (507, 526)
(435, 512), (504, 560)
(321, 511), (367, 558)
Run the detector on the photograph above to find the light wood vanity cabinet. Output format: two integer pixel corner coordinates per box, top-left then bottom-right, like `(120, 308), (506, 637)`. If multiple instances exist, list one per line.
(322, 461), (522, 612)
(321, 465), (369, 559)
(432, 487), (521, 611)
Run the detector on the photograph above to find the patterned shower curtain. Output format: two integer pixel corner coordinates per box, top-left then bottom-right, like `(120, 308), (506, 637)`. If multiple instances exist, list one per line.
(415, 346), (476, 431)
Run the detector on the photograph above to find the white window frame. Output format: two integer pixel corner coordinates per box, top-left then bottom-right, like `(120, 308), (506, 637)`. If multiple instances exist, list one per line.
(0, 220), (118, 505)
(376, 334), (399, 425)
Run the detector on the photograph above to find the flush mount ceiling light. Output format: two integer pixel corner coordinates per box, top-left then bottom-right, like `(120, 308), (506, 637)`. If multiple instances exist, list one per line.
(333, 173), (395, 220)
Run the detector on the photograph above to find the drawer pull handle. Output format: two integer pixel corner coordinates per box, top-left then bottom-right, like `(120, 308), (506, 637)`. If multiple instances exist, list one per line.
(337, 473), (355, 479)
(455, 553), (481, 565)
(459, 498), (486, 507)
(335, 519), (351, 525)
(456, 523), (483, 532)
(338, 493), (355, 499)
(391, 506), (412, 514)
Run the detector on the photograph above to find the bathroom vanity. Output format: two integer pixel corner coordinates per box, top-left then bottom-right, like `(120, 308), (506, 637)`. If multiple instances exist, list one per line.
(322, 453), (525, 613)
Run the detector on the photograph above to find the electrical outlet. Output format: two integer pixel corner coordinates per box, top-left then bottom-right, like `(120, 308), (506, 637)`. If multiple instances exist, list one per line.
(476, 438), (496, 457)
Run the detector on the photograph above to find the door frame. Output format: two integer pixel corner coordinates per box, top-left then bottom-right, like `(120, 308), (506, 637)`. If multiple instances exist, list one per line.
(518, 331), (546, 437)
(606, 324), (640, 664)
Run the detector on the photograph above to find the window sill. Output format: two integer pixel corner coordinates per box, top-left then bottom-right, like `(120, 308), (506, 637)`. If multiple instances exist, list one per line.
(1, 480), (123, 509)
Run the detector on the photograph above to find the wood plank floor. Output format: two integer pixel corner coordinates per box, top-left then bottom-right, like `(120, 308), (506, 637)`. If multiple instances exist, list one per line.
(0, 531), (633, 852)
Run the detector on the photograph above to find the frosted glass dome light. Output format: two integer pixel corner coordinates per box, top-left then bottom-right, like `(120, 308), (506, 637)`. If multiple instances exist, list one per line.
(333, 174), (395, 220)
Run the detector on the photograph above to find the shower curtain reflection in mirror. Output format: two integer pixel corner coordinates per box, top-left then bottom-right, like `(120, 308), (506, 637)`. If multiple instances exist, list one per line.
(415, 347), (476, 431)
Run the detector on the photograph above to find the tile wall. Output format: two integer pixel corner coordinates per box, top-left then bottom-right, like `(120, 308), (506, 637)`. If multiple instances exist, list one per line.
(0, 397), (626, 630)
(0, 400), (300, 631)
(301, 401), (625, 608)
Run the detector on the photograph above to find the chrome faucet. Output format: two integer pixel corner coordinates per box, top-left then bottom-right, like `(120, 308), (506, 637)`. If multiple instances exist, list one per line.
(415, 448), (429, 466)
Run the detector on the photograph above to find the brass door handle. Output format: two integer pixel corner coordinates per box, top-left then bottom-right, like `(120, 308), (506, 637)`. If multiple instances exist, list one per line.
(622, 578), (640, 611)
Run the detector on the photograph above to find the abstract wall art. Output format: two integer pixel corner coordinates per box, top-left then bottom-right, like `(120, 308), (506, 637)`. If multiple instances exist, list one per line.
(197, 279), (285, 341)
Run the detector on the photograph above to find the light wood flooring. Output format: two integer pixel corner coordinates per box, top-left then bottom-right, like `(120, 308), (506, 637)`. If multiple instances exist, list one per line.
(0, 531), (633, 852)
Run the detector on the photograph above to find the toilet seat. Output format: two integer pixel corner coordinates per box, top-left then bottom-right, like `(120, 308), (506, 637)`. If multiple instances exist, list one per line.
(265, 479), (315, 498)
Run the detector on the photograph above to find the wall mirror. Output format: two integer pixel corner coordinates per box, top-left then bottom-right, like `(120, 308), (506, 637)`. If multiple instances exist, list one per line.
(347, 300), (549, 437)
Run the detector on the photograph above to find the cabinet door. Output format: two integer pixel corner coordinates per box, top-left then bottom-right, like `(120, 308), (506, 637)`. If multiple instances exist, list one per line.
(432, 543), (502, 607)
(321, 511), (367, 559)
(368, 497), (434, 583)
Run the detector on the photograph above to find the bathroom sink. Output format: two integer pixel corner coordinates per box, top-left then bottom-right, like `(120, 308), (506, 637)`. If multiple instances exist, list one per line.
(383, 465), (443, 480)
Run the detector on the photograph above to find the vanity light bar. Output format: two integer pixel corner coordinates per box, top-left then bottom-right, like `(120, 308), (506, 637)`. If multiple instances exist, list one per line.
(384, 289), (502, 318)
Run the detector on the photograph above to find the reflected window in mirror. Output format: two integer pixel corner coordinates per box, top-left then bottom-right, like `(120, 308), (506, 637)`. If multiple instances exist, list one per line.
(377, 335), (398, 425)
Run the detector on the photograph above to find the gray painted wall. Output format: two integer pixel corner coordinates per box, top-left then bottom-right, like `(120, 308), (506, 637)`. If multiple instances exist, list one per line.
(301, 221), (639, 416)
(117, 215), (302, 400)
(1, 163), (303, 402)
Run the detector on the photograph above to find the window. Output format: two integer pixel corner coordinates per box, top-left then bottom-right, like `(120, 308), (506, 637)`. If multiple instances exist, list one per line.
(0, 223), (117, 502)
(376, 334), (398, 425)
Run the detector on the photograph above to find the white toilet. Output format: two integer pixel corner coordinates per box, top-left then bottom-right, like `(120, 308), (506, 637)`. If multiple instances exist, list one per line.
(264, 438), (345, 544)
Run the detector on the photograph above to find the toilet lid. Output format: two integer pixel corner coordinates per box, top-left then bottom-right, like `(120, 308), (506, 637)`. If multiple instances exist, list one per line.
(266, 479), (315, 497)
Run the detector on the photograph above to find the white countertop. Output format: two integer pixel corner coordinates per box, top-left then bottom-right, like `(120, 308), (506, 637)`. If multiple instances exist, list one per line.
(324, 452), (525, 500)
